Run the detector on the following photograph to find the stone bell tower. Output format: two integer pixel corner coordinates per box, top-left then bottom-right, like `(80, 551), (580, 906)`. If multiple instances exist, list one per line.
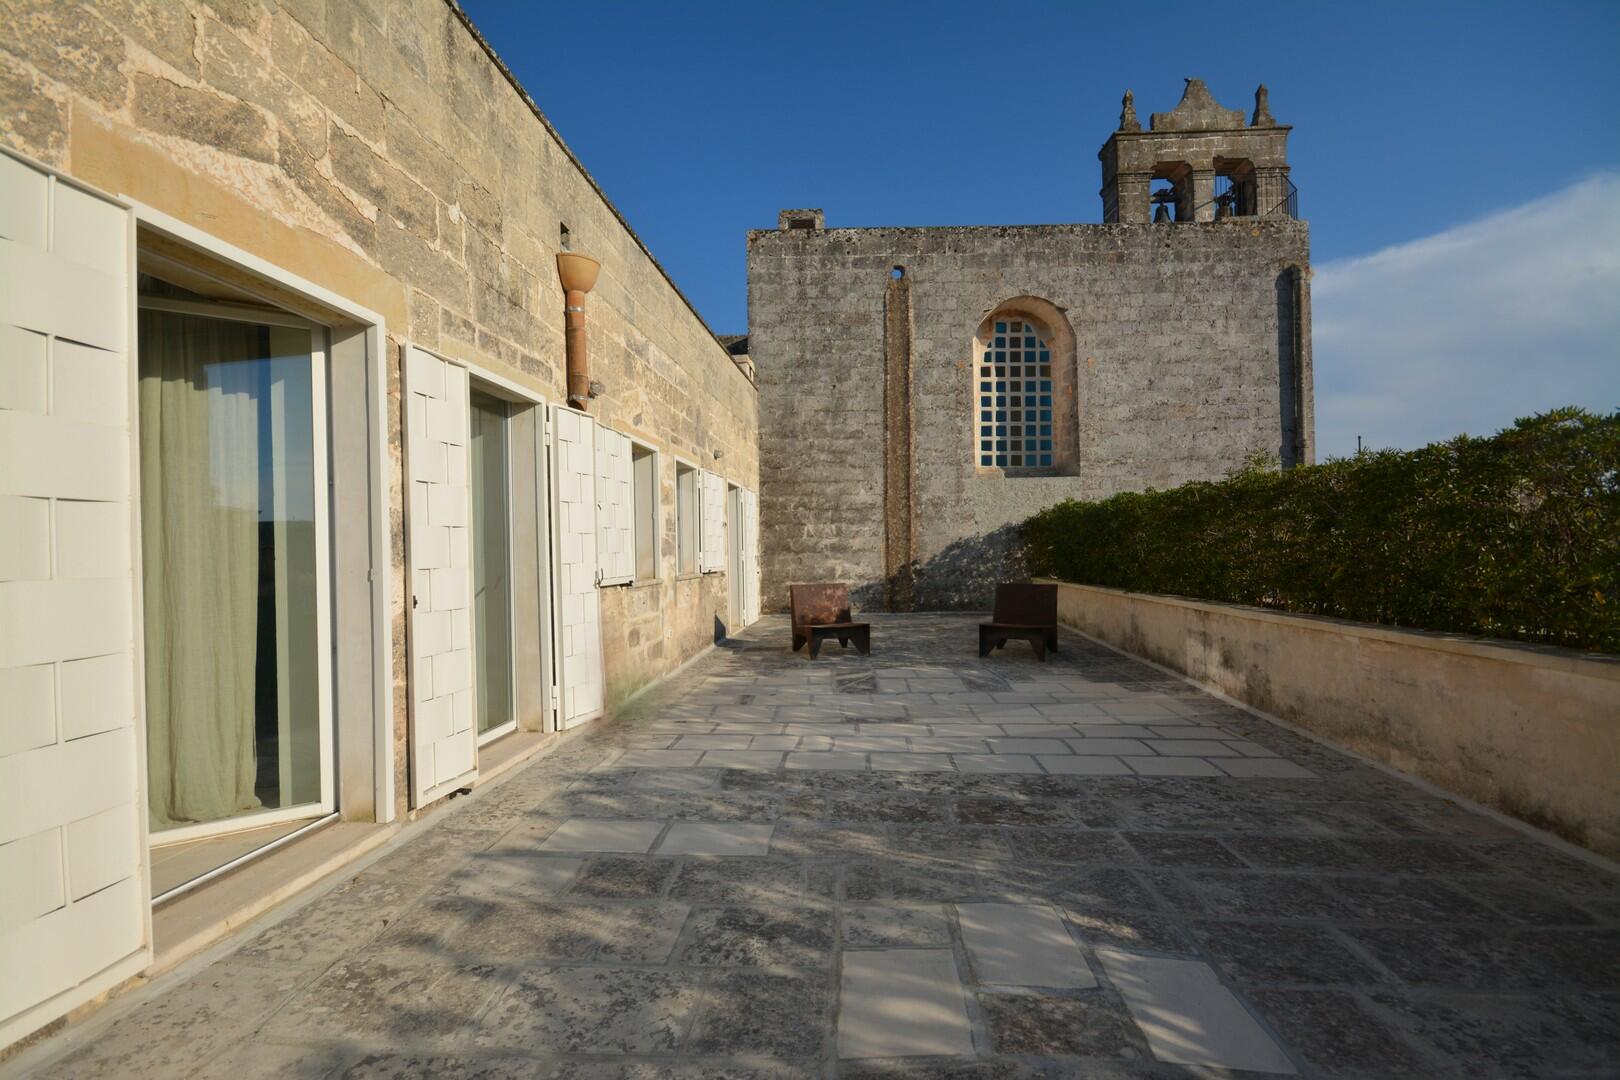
(1099, 78), (1295, 224)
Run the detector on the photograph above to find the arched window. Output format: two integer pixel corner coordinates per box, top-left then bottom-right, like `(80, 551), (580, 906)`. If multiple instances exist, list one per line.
(977, 317), (1055, 469)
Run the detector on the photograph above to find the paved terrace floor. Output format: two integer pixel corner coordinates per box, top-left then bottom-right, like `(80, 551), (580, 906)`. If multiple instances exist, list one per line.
(17, 615), (1620, 1080)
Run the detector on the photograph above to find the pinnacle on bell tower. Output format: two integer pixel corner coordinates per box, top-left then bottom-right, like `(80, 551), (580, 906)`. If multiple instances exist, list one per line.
(1099, 78), (1296, 224)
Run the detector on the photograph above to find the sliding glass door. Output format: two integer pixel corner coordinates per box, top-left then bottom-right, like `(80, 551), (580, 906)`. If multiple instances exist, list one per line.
(470, 388), (516, 741)
(137, 300), (332, 842)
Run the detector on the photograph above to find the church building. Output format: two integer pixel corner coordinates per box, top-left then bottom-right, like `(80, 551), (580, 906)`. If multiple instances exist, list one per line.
(746, 78), (1313, 611)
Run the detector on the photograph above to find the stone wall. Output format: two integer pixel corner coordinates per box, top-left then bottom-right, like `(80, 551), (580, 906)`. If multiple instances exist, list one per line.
(749, 219), (1310, 612)
(1044, 580), (1620, 858)
(1, 0), (758, 818)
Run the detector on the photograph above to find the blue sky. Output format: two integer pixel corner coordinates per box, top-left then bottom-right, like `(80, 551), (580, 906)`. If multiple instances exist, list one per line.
(462, 0), (1620, 457)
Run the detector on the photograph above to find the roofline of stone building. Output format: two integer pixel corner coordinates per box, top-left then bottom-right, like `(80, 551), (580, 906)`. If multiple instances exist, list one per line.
(444, 1), (751, 389)
(746, 218), (1310, 240)
(1103, 124), (1293, 138)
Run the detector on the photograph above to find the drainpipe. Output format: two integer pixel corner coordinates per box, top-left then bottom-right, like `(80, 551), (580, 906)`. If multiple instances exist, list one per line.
(556, 252), (601, 409)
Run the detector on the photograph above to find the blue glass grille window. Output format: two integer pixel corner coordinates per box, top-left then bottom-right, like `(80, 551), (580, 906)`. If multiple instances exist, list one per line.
(977, 317), (1055, 468)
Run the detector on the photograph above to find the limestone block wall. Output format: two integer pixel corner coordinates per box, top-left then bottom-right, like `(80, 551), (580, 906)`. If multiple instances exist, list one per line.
(1, 0), (758, 817)
(749, 220), (1310, 612)
(1044, 580), (1620, 858)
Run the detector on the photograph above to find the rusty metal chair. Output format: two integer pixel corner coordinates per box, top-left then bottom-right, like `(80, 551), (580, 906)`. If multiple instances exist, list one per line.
(790, 583), (870, 659)
(979, 583), (1059, 661)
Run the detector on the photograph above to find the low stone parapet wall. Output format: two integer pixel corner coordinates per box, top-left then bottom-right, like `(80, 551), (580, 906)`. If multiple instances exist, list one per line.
(1039, 580), (1620, 858)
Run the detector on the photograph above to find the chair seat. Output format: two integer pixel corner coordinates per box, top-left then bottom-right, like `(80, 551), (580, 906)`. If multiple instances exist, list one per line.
(802, 621), (868, 631)
(981, 622), (1050, 631)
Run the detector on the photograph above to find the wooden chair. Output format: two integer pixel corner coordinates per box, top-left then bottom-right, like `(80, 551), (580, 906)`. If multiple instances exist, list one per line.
(790, 583), (871, 659)
(979, 583), (1059, 661)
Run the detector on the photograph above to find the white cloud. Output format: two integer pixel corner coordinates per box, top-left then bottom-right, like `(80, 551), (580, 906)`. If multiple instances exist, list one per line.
(1312, 174), (1620, 459)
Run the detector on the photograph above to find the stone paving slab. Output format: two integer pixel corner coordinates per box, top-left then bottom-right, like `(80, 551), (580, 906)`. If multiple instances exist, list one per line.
(957, 902), (1096, 988)
(15, 613), (1620, 1080)
(538, 818), (664, 853)
(656, 822), (774, 856)
(836, 949), (975, 1059)
(1097, 947), (1297, 1074)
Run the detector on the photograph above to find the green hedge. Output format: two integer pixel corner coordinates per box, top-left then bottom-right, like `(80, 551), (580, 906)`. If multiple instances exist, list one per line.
(1022, 408), (1620, 654)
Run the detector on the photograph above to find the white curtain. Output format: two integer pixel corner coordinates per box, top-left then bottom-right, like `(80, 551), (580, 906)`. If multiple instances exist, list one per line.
(140, 310), (263, 829)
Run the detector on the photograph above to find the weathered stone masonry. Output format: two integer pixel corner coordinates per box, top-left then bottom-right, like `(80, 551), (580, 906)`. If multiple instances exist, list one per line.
(749, 80), (1313, 612)
(1, 0), (759, 818)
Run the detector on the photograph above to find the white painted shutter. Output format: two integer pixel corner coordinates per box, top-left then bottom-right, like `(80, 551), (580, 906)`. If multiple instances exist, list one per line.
(551, 406), (604, 727)
(743, 488), (761, 624)
(403, 345), (477, 807)
(0, 151), (149, 1043)
(699, 470), (725, 573)
(594, 425), (633, 586)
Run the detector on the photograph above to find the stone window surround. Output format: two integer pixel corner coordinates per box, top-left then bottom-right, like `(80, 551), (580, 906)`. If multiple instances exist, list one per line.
(673, 457), (700, 577)
(972, 296), (1078, 477)
(133, 202), (397, 828)
(628, 437), (661, 586)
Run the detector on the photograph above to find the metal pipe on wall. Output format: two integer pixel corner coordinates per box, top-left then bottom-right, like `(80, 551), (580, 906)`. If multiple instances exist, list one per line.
(557, 252), (601, 409)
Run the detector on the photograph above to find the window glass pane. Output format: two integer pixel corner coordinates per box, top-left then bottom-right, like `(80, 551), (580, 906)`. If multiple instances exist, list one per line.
(632, 445), (657, 582)
(676, 466), (698, 574)
(470, 389), (514, 737)
(979, 317), (1058, 469)
(138, 309), (323, 831)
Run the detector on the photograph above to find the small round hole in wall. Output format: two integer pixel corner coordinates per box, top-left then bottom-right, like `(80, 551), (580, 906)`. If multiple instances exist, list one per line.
(891, 266), (905, 279)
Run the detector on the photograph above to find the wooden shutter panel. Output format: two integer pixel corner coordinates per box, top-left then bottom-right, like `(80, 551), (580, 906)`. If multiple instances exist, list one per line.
(594, 426), (633, 586)
(743, 488), (761, 624)
(699, 470), (724, 573)
(0, 150), (149, 1045)
(403, 345), (478, 806)
(551, 405), (604, 726)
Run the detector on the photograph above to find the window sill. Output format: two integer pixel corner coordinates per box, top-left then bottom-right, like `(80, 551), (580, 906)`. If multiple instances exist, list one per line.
(975, 467), (1078, 479)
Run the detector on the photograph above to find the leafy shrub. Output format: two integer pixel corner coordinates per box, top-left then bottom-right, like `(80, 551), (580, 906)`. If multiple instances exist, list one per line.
(1022, 408), (1620, 653)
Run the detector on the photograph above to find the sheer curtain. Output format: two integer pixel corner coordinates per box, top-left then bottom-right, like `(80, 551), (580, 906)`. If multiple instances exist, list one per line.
(139, 309), (263, 829)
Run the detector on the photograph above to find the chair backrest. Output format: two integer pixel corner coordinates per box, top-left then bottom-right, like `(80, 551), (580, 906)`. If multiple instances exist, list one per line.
(791, 583), (852, 627)
(992, 583), (1057, 626)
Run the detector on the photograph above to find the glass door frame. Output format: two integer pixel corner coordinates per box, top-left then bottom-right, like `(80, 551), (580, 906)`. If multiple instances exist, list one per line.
(137, 294), (337, 848)
(470, 382), (519, 747)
